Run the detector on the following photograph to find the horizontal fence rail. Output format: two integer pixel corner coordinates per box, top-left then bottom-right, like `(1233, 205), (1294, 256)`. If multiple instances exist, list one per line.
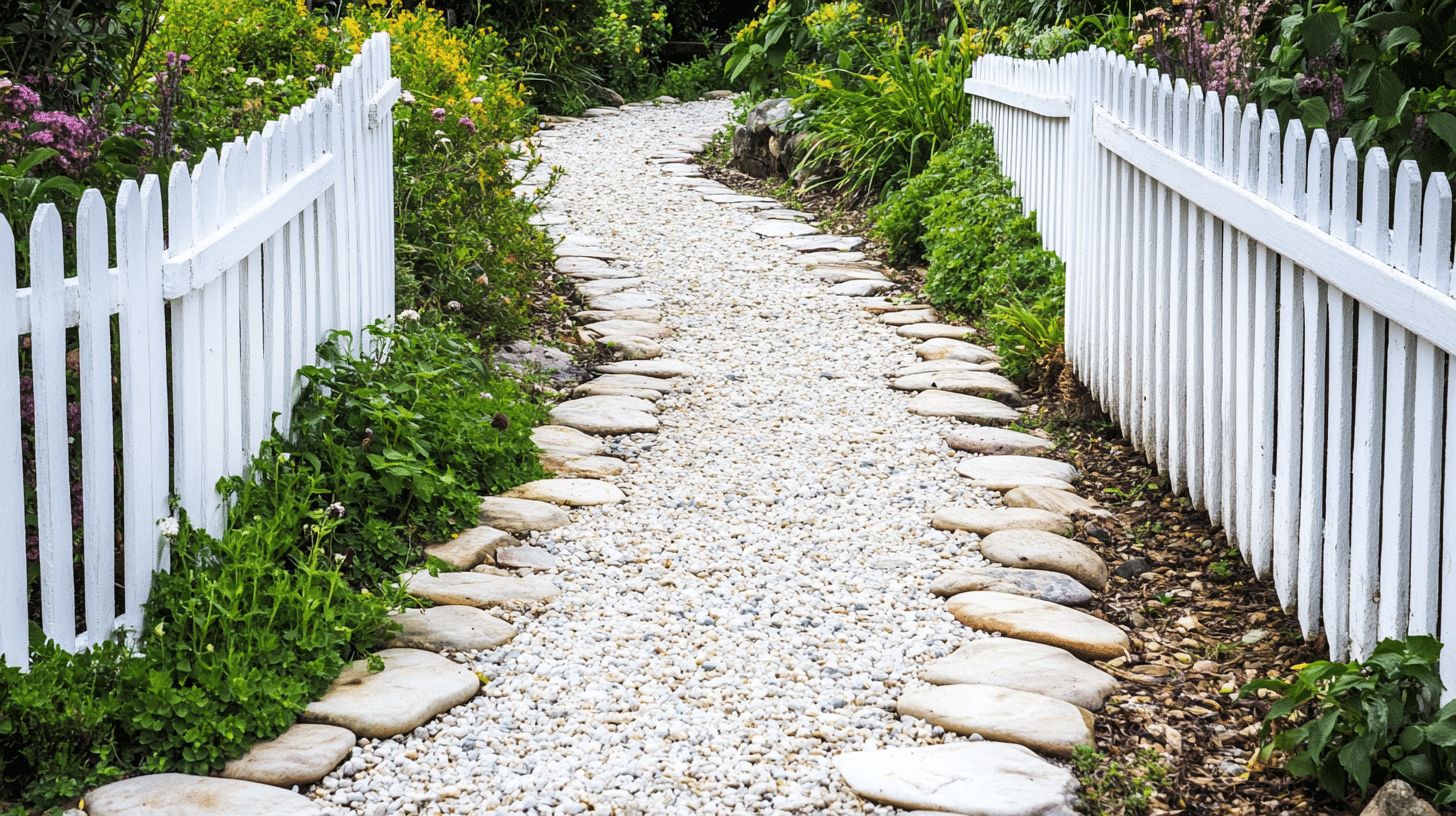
(967, 49), (1456, 689)
(0, 33), (398, 671)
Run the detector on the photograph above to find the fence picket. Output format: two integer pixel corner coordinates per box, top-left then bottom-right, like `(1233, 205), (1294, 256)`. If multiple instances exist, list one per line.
(1412, 172), (1451, 643)
(0, 216), (26, 668)
(1296, 130), (1332, 637)
(1272, 120), (1307, 608)
(76, 191), (116, 644)
(1324, 139), (1359, 660)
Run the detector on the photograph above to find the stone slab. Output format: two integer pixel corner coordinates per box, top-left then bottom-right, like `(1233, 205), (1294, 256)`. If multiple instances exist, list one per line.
(502, 478), (627, 506)
(589, 293), (661, 311)
(834, 743), (1079, 816)
(600, 336), (662, 360)
(553, 256), (610, 273)
(750, 220), (819, 237)
(555, 245), (619, 261)
(583, 373), (675, 392)
(85, 774), (322, 816)
(571, 384), (663, 400)
(1003, 485), (1111, 518)
(932, 507), (1073, 536)
(401, 570), (561, 608)
(893, 371), (1022, 401)
(890, 360), (1000, 378)
(597, 359), (694, 378)
(577, 279), (644, 297)
(301, 648), (480, 739)
(423, 525), (514, 570)
(956, 455), (1079, 491)
(828, 279), (896, 296)
(548, 403), (659, 435)
(785, 251), (869, 265)
(220, 723), (356, 788)
(497, 545), (561, 570)
(979, 529), (1109, 590)
(576, 308), (662, 323)
(915, 337), (1001, 363)
(561, 265), (639, 281)
(554, 394), (660, 414)
(539, 451), (628, 478)
(808, 267), (890, 284)
(585, 319), (673, 340)
(897, 684), (1094, 757)
(382, 605), (515, 651)
(880, 308), (936, 325)
(947, 591), (1130, 662)
(779, 235), (864, 252)
(533, 424), (609, 457)
(921, 638), (1119, 711)
(907, 390), (1020, 423)
(478, 496), (571, 532)
(930, 566), (1094, 606)
(946, 427), (1053, 456)
(897, 323), (977, 340)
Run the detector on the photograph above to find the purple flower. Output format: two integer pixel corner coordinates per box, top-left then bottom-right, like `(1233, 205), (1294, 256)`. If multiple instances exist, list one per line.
(66, 402), (81, 434)
(315, 63), (329, 73)
(458, 115), (477, 134)
(1412, 116), (1432, 153)
(431, 107), (448, 121)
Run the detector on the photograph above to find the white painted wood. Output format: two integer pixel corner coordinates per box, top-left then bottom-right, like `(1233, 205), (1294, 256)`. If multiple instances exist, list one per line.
(1272, 119), (1307, 608)
(1324, 139), (1359, 660)
(1296, 129), (1331, 637)
(76, 190), (116, 642)
(1412, 173), (1451, 645)
(0, 215), (28, 669)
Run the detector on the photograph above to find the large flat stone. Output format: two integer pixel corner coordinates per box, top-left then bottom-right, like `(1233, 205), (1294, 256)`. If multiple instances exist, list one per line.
(890, 360), (1000, 378)
(382, 605), (515, 651)
(85, 774), (322, 815)
(560, 265), (639, 280)
(828, 279), (897, 296)
(555, 394), (660, 414)
(220, 723), (356, 788)
(750, 220), (819, 237)
(497, 545), (560, 570)
(423, 525), (514, 569)
(548, 403), (659, 435)
(898, 684), (1094, 757)
(897, 323), (977, 340)
(539, 451), (628, 478)
(577, 279), (645, 298)
(555, 245), (619, 260)
(571, 384), (663, 400)
(946, 427), (1053, 456)
(533, 424), (609, 456)
(597, 360), (695, 377)
(932, 507), (1072, 536)
(583, 373), (675, 392)
(956, 455), (1080, 491)
(1003, 485), (1111, 518)
(947, 591), (1130, 662)
(893, 371), (1022, 401)
(576, 308), (662, 323)
(401, 570), (560, 608)
(590, 292), (661, 311)
(907, 390), (1021, 423)
(979, 529), (1109, 590)
(301, 648), (480, 739)
(915, 337), (1001, 363)
(477, 496), (571, 532)
(599, 335), (661, 359)
(835, 743), (1079, 816)
(779, 234), (864, 252)
(585, 319), (673, 340)
(809, 267), (890, 284)
(502, 478), (627, 506)
(880, 308), (937, 325)
(921, 638), (1119, 711)
(785, 250), (868, 265)
(930, 567), (1094, 606)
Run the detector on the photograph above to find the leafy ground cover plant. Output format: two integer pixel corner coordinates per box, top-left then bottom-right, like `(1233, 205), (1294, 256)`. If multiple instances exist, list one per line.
(1242, 635), (1456, 804)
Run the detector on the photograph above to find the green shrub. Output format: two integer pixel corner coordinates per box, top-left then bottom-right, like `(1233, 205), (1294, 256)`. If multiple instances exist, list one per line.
(871, 123), (1003, 264)
(1243, 635), (1456, 804)
(721, 0), (814, 98)
(655, 55), (729, 100)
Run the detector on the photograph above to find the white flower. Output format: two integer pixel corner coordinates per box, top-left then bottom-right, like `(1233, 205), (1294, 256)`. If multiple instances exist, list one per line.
(158, 517), (180, 539)
(274, 78), (286, 86)
(401, 90), (416, 104)
(334, 553), (346, 562)
(146, 76), (157, 83)
(307, 76), (318, 83)
(477, 75), (489, 81)
(245, 77), (264, 87)
(470, 96), (483, 104)
(397, 309), (420, 321)
(437, 137), (451, 145)
(433, 129), (445, 137)
(285, 74), (295, 81)
(224, 66), (236, 74)
(480, 392), (493, 400)
(277, 452), (291, 463)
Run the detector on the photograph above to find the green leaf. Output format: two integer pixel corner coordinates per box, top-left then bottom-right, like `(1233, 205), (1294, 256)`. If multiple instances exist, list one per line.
(1381, 26), (1423, 52)
(1423, 112), (1456, 154)
(1371, 69), (1407, 118)
(1298, 96), (1332, 129)
(1301, 10), (1343, 57)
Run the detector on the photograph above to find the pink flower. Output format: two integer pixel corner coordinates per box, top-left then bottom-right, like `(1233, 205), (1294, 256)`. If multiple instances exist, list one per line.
(431, 107), (447, 121)
(458, 115), (477, 134)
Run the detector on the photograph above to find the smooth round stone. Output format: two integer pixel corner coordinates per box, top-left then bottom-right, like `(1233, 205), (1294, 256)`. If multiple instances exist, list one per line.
(829, 279), (896, 296)
(881, 308), (936, 325)
(907, 390), (1020, 423)
(1003, 485), (1111, 518)
(915, 337), (1001, 363)
(979, 529), (1109, 590)
(893, 371), (1022, 401)
(575, 308), (662, 323)
(571, 383), (663, 400)
(945, 427), (1053, 456)
(383, 605), (516, 651)
(897, 684), (1095, 758)
(785, 250), (868, 265)
(750, 220), (819, 238)
(577, 278), (644, 297)
(589, 292), (661, 311)
(423, 525), (514, 569)
(532, 424), (608, 457)
(955, 455), (1080, 491)
(897, 323), (976, 340)
(548, 403), (659, 435)
(809, 267), (890, 284)
(401, 570), (561, 608)
(586, 319), (673, 340)
(922, 639), (1119, 711)
(583, 373), (675, 392)
(890, 360), (999, 378)
(596, 359), (695, 378)
(931, 507), (1072, 536)
(834, 743), (1079, 816)
(554, 394), (660, 414)
(780, 234), (863, 252)
(301, 649), (481, 739)
(497, 544), (561, 570)
(477, 496), (572, 532)
(947, 591), (1130, 661)
(600, 335), (662, 359)
(538, 451), (628, 478)
(502, 478), (627, 506)
(220, 723), (356, 788)
(86, 774), (321, 816)
(930, 566), (1094, 606)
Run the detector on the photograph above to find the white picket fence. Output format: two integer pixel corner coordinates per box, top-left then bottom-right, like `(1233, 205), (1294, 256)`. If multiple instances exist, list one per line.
(967, 48), (1456, 686)
(0, 33), (400, 670)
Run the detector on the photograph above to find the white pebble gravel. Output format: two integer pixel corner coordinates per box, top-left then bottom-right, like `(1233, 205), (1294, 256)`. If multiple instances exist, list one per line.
(310, 99), (1004, 816)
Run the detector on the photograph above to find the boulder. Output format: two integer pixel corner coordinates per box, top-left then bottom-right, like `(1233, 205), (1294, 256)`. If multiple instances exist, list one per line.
(494, 341), (584, 385)
(600, 336), (662, 360)
(1003, 486), (1111, 518)
(1360, 780), (1440, 816)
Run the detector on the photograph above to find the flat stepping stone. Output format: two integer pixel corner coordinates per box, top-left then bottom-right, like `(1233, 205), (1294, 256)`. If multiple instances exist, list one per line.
(562, 265), (639, 281)
(704, 194), (778, 204)
(893, 371), (1022, 402)
(600, 335), (662, 359)
(502, 478), (626, 506)
(898, 323), (976, 340)
(829, 279), (896, 296)
(572, 383), (663, 400)
(956, 455), (1079, 491)
(558, 233), (604, 246)
(946, 426), (1053, 455)
(539, 451), (628, 478)
(585, 320), (672, 340)
(931, 566), (1094, 606)
(881, 308), (936, 325)
(478, 496), (571, 532)
(907, 390), (1020, 423)
(401, 570), (561, 608)
(85, 774), (321, 815)
(554, 394), (660, 414)
(220, 723), (356, 788)
(554, 256), (611, 272)
(780, 234), (863, 252)
(932, 507), (1072, 536)
(590, 292), (661, 311)
(533, 424), (609, 456)
(576, 308), (661, 323)
(948, 591), (1130, 662)
(916, 337), (1001, 363)
(548, 402), (659, 435)
(835, 742), (1079, 816)
(497, 544), (560, 570)
(898, 684), (1094, 758)
(383, 605), (515, 651)
(1003, 485), (1111, 518)
(858, 297), (926, 312)
(750, 220), (819, 238)
(597, 359), (694, 377)
(555, 245), (619, 261)
(891, 360), (999, 378)
(660, 164), (702, 175)
(302, 648), (480, 739)
(581, 107), (620, 117)
(809, 267), (890, 283)
(583, 373), (675, 392)
(922, 639), (1118, 711)
(759, 209), (815, 220)
(529, 212), (570, 226)
(424, 525), (513, 569)
(577, 278), (644, 297)
(786, 250), (869, 265)
(979, 529), (1109, 590)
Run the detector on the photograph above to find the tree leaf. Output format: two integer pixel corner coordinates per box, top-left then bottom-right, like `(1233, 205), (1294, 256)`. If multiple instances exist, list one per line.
(1424, 112), (1456, 154)
(1302, 10), (1343, 57)
(1381, 26), (1423, 52)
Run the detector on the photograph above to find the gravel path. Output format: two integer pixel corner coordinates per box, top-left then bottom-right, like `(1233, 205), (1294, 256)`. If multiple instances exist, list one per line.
(319, 100), (1004, 816)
